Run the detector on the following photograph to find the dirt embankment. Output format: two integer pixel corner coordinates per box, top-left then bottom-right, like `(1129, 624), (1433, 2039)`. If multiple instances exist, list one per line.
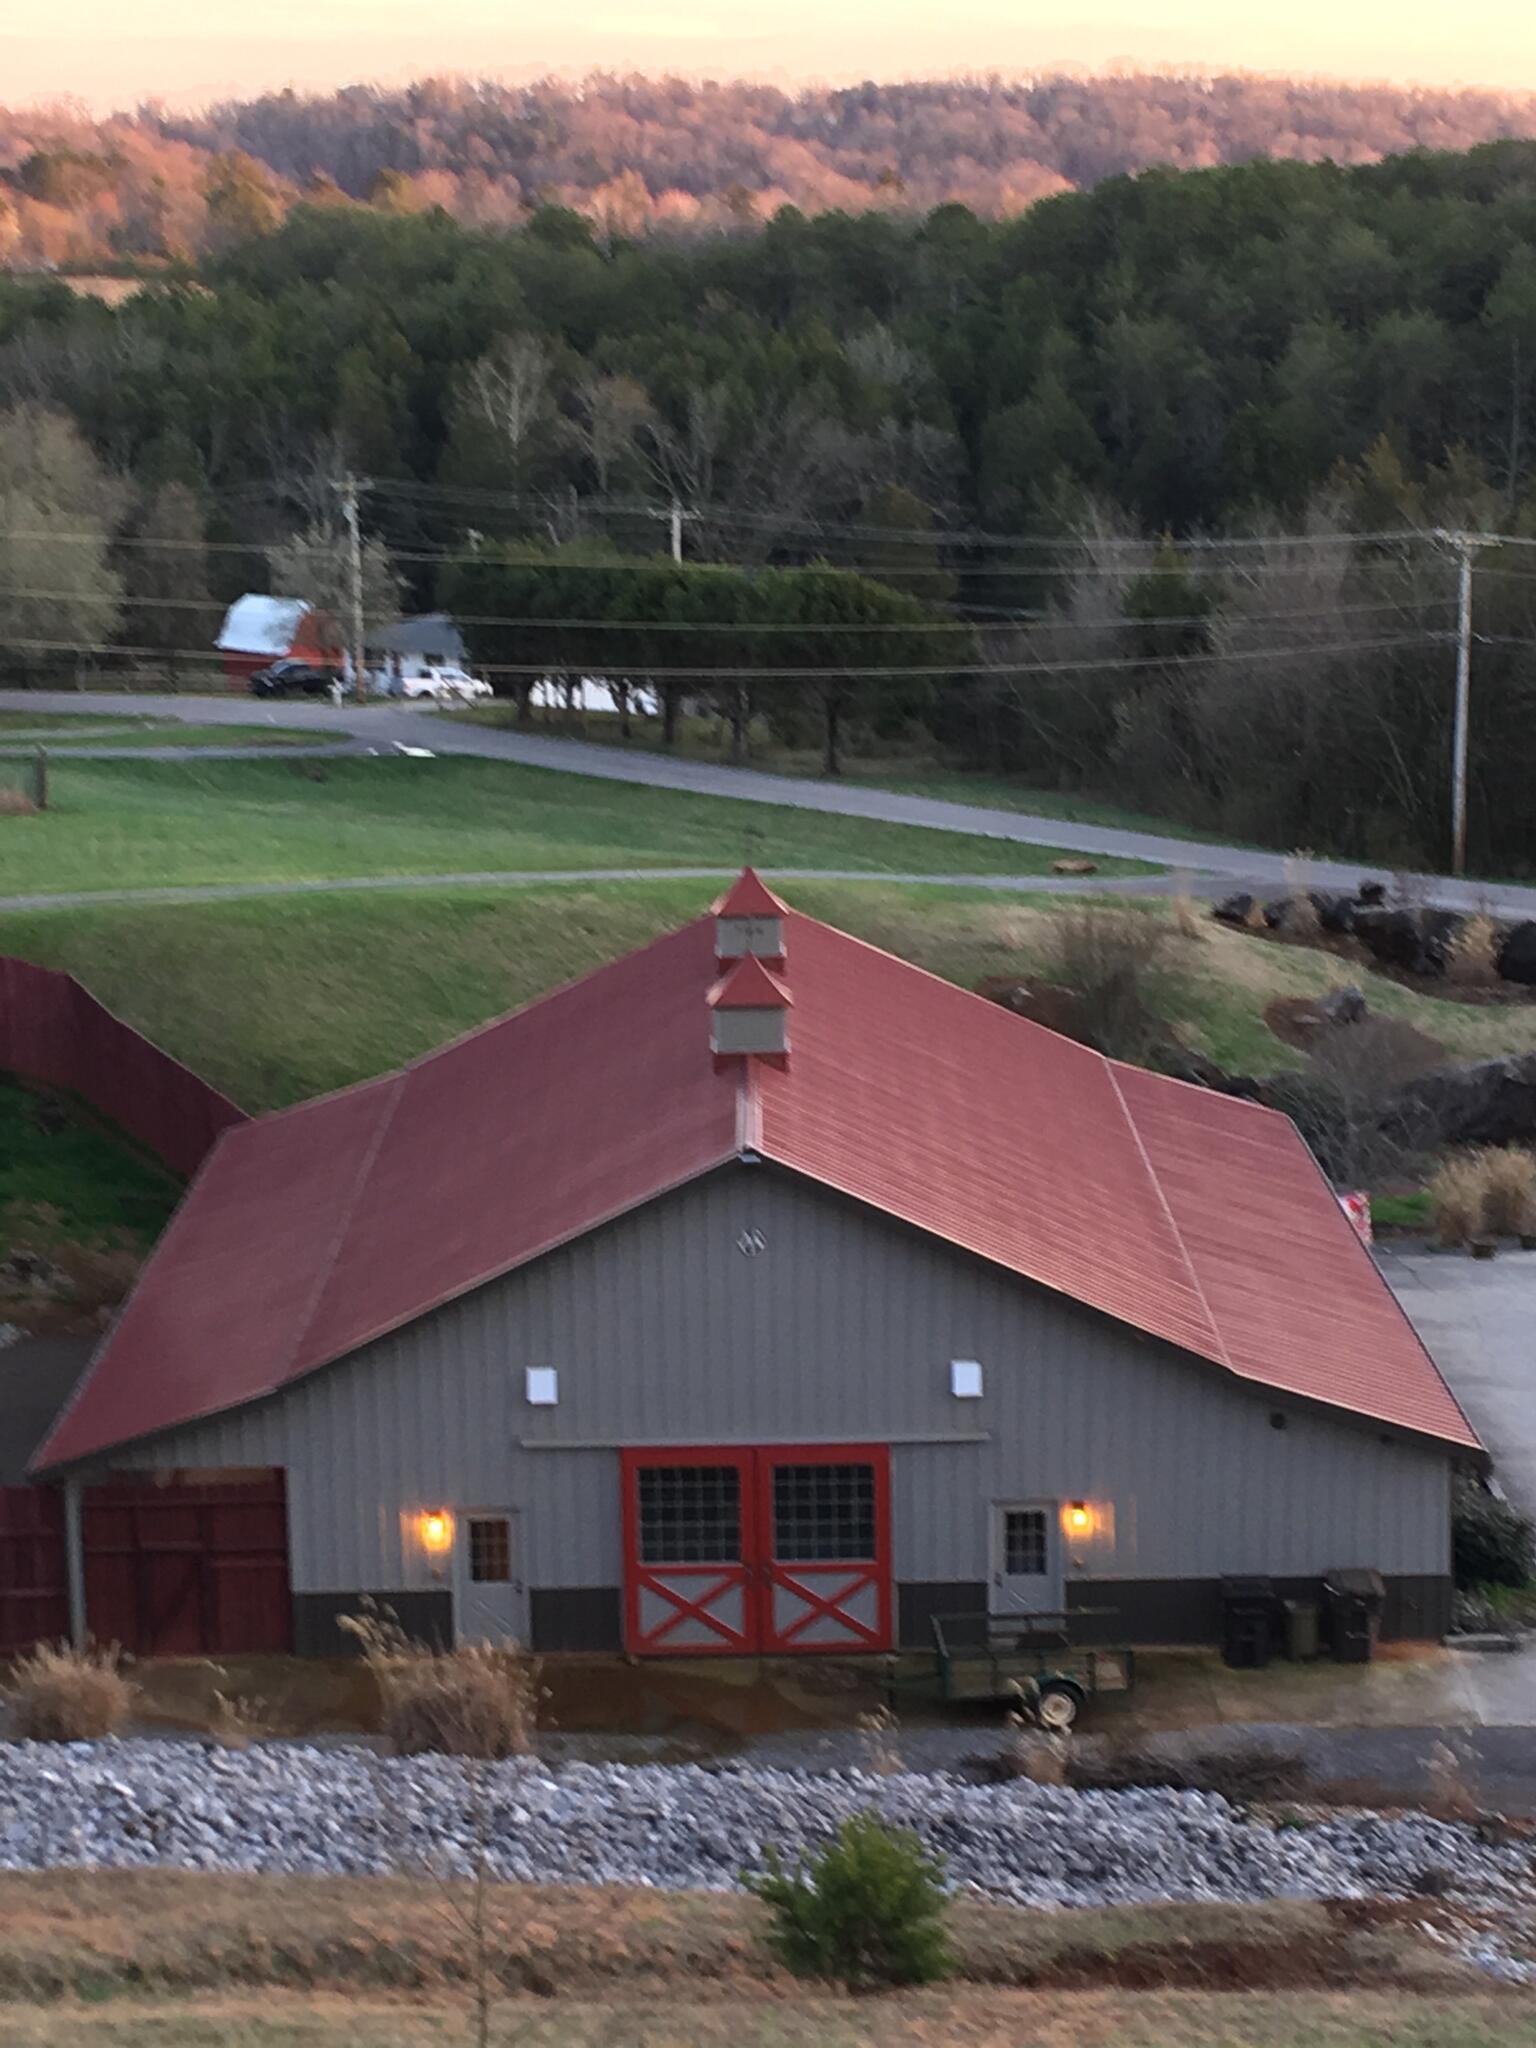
(0, 1870), (1491, 2003)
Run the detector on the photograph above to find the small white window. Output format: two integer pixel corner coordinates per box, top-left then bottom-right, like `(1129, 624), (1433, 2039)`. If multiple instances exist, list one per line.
(525, 1367), (559, 1406)
(950, 1359), (984, 1399)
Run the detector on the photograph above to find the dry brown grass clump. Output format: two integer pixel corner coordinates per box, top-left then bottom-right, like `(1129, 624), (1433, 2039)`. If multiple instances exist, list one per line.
(1429, 1154), (1492, 1247)
(1479, 1146), (1536, 1237)
(856, 1702), (904, 1776)
(1170, 873), (1205, 942)
(1429, 1147), (1536, 1245)
(6, 1640), (137, 1741)
(0, 788), (37, 818)
(340, 1602), (539, 1760)
(1445, 912), (1502, 988)
(207, 1686), (270, 1748)
(1276, 854), (1322, 942)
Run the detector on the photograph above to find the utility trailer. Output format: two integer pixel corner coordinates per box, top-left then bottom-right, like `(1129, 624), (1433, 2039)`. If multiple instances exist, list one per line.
(929, 1611), (1136, 1727)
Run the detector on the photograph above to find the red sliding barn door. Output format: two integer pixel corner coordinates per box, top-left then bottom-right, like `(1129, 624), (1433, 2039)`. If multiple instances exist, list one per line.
(623, 1449), (756, 1654)
(757, 1445), (892, 1654)
(622, 1445), (891, 1656)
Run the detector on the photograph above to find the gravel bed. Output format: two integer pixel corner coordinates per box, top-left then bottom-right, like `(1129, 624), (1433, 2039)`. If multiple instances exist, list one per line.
(2, 1740), (1534, 1913)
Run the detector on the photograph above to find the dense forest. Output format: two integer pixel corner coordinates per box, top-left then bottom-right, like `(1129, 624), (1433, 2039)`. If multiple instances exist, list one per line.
(8, 72), (1536, 263)
(2, 140), (1536, 866)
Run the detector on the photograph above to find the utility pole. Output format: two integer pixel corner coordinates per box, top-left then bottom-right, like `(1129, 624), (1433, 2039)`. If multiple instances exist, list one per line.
(1439, 529), (1487, 878)
(342, 473), (368, 704)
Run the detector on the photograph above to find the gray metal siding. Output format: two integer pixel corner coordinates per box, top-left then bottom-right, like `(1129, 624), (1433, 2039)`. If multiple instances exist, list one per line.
(118, 1162), (1453, 1597)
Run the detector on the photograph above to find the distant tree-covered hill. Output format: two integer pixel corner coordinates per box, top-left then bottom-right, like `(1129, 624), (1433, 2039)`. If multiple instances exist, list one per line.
(8, 70), (1536, 264)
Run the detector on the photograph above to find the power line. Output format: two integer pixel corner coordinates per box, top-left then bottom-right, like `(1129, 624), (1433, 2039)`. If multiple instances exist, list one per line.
(0, 630), (1439, 681)
(0, 526), (1449, 581)
(356, 478), (1438, 554)
(0, 588), (1451, 635)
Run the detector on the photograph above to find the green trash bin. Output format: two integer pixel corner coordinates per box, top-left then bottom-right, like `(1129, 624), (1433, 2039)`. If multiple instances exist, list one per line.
(1282, 1598), (1320, 1661)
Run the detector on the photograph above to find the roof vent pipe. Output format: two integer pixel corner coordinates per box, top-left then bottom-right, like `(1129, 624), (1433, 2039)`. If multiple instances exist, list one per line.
(714, 867), (787, 969)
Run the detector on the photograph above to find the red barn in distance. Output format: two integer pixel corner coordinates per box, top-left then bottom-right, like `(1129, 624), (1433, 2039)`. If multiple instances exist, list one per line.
(214, 595), (345, 689)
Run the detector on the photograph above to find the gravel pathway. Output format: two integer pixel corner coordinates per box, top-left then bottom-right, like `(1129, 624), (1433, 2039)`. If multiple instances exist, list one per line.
(4, 1741), (1535, 1915)
(0, 863), (1184, 916)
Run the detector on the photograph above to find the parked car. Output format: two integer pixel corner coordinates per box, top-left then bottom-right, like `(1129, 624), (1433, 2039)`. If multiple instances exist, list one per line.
(401, 665), (493, 704)
(249, 659), (344, 699)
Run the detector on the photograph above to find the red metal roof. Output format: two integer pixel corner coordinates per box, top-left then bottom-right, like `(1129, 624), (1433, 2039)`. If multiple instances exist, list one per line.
(35, 892), (1479, 1469)
(713, 868), (787, 916)
(709, 955), (793, 1010)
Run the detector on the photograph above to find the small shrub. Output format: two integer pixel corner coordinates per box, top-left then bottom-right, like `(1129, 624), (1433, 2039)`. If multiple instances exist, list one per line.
(1453, 1479), (1535, 1589)
(747, 1811), (951, 1991)
(1429, 1155), (1491, 1248)
(1045, 906), (1170, 1063)
(340, 1602), (539, 1760)
(1481, 1147), (1536, 1237)
(1445, 913), (1501, 988)
(6, 1639), (137, 1740)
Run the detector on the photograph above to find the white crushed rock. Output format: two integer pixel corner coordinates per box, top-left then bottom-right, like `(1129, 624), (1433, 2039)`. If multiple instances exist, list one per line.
(3, 1740), (1535, 1916)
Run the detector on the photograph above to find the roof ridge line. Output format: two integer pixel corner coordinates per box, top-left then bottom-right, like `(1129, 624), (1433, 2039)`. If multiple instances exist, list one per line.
(1105, 1061), (1235, 1376)
(274, 1070), (410, 1395)
(737, 1056), (763, 1153)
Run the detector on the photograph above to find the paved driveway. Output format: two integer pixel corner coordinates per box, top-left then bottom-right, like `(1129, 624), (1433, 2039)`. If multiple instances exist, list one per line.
(8, 689), (1536, 918)
(1379, 1241), (1536, 1514)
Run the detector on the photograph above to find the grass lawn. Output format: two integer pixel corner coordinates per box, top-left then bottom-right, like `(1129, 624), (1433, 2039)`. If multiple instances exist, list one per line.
(0, 1869), (1515, 2047)
(4, 881), (1536, 1113)
(0, 756), (1154, 899)
(0, 1072), (182, 1246)
(0, 714), (323, 750)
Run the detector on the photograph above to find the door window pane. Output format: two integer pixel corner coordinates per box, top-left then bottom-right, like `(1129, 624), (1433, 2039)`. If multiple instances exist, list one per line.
(772, 1462), (876, 1561)
(638, 1465), (741, 1563)
(1004, 1509), (1048, 1578)
(468, 1515), (511, 1584)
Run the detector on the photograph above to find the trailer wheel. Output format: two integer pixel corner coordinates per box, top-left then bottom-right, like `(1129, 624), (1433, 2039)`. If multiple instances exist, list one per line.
(1036, 1678), (1086, 1730)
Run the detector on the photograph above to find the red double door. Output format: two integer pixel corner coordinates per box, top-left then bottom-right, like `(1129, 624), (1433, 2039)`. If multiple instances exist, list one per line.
(622, 1444), (892, 1656)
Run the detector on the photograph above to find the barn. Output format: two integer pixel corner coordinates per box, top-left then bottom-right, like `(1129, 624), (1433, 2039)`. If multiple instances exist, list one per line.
(29, 876), (1480, 1660)
(214, 595), (344, 688)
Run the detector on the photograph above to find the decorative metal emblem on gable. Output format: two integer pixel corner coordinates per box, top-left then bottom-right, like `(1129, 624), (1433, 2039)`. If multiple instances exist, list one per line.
(736, 1228), (767, 1257)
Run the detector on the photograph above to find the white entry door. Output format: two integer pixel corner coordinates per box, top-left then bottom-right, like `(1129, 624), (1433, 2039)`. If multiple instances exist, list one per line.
(990, 1502), (1063, 1620)
(453, 1510), (528, 1644)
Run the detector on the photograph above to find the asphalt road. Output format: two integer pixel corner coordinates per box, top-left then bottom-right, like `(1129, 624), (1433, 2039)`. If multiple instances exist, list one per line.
(8, 688), (1536, 917)
(1380, 1241), (1536, 1520)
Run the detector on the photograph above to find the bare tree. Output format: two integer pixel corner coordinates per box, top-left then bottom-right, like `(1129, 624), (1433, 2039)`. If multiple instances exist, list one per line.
(459, 334), (554, 490)
(569, 370), (654, 498)
(268, 520), (400, 642)
(0, 404), (126, 661)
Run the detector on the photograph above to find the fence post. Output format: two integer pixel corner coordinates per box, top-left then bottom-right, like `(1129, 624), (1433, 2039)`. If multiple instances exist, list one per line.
(32, 746), (47, 812)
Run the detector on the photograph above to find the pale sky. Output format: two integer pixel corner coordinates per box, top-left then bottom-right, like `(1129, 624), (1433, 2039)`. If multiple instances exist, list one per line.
(7, 0), (1536, 112)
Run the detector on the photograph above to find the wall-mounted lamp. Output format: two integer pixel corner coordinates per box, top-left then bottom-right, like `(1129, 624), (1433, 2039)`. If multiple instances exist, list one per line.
(418, 1508), (455, 1571)
(525, 1367), (559, 1406)
(1065, 1501), (1093, 1537)
(949, 1359), (984, 1399)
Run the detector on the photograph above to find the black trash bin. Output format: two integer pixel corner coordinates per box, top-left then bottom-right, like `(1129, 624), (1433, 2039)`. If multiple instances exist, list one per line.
(1221, 1576), (1275, 1669)
(1323, 1567), (1386, 1663)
